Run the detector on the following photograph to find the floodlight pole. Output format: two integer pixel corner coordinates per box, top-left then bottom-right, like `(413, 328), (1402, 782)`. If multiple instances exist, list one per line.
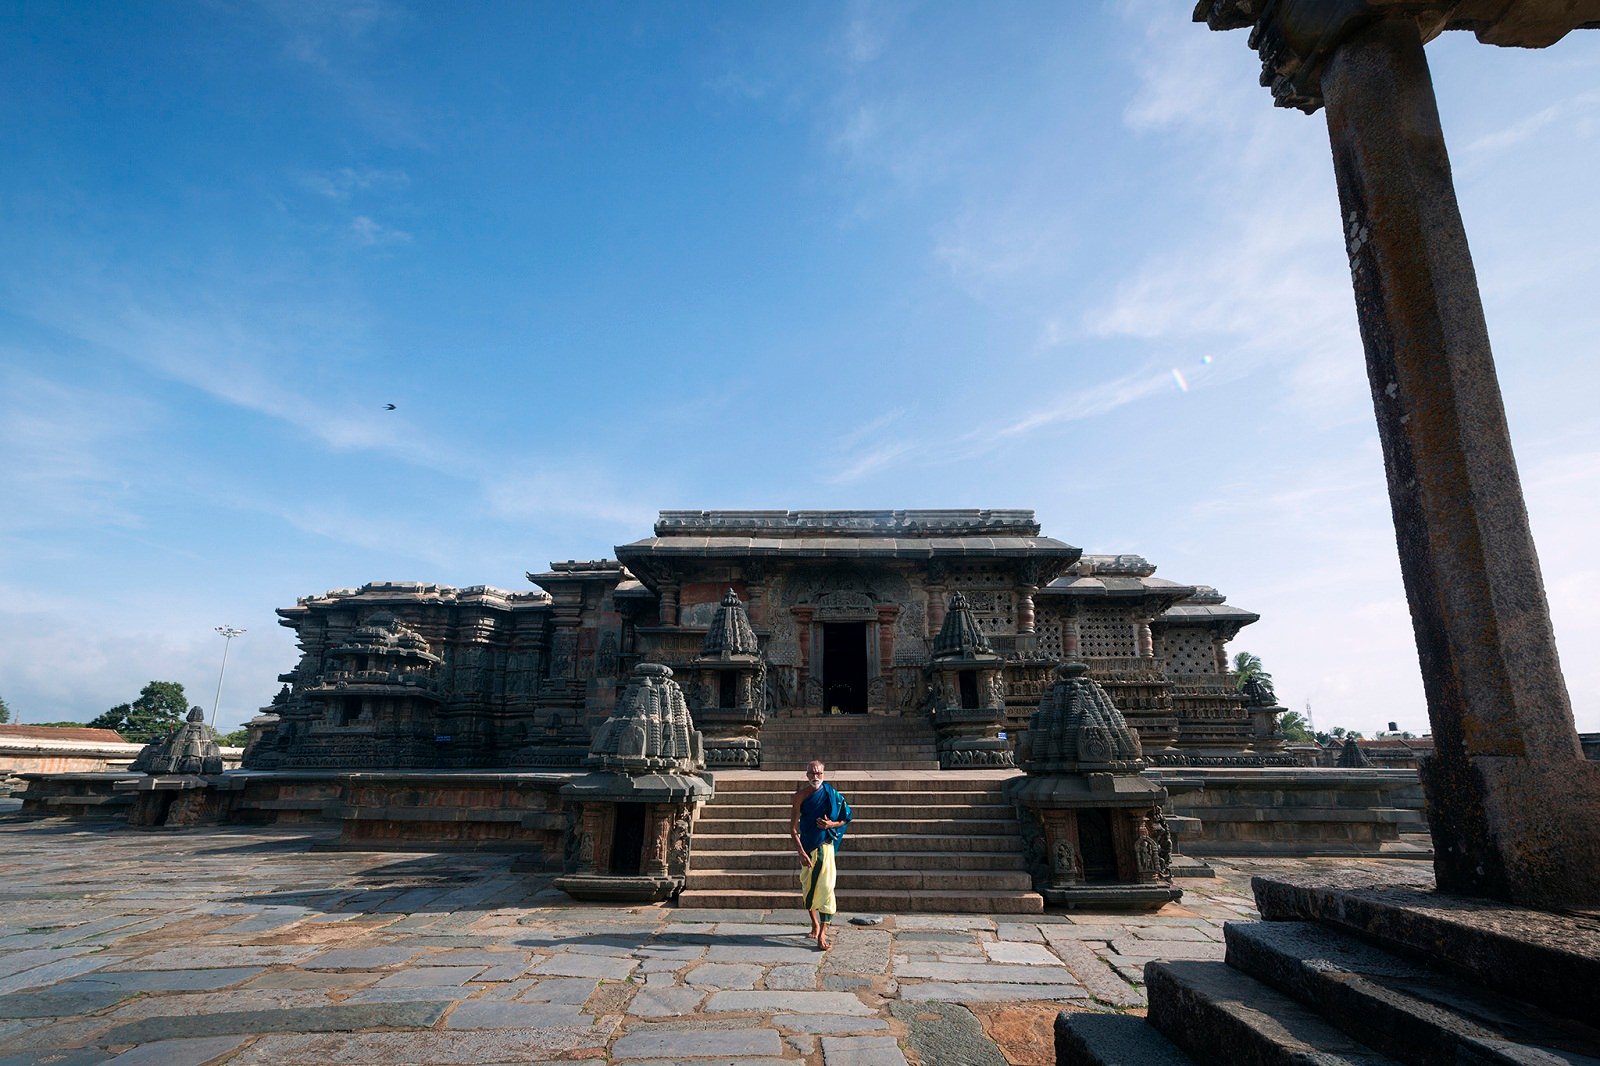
(211, 626), (245, 727)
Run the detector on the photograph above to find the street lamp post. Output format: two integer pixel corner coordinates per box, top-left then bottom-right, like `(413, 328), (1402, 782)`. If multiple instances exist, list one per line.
(212, 626), (245, 727)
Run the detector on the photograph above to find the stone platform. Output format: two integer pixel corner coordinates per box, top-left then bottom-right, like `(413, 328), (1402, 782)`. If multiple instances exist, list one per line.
(0, 804), (1430, 1065)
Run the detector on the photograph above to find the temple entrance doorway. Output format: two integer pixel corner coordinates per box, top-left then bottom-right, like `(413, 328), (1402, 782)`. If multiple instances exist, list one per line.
(821, 622), (869, 714)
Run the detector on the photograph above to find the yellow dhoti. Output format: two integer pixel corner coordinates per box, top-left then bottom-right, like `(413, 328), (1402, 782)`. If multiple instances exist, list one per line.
(800, 842), (838, 920)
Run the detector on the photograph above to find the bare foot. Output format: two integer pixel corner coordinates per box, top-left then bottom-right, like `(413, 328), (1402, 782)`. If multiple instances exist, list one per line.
(818, 932), (832, 950)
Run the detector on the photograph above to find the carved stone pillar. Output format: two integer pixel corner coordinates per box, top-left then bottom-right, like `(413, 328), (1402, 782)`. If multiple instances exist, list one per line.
(1212, 636), (1229, 675)
(1135, 618), (1154, 659)
(658, 583), (680, 627)
(1063, 606), (1081, 659)
(1196, 0), (1600, 907)
(576, 803), (604, 876)
(926, 562), (949, 636)
(1320, 17), (1600, 907)
(793, 607), (815, 704)
(643, 804), (672, 878)
(1041, 810), (1083, 889)
(1018, 586), (1037, 635)
(875, 605), (898, 674)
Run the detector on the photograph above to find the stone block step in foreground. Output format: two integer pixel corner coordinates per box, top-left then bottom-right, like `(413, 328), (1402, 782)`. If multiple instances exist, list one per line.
(1058, 868), (1600, 1065)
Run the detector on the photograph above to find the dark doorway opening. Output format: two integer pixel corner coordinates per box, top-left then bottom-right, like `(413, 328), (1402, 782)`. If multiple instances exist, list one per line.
(1077, 809), (1118, 883)
(821, 621), (869, 714)
(610, 804), (645, 876)
(958, 670), (980, 709)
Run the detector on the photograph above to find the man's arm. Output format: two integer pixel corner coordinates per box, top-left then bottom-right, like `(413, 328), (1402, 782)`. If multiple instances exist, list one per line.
(790, 790), (812, 867)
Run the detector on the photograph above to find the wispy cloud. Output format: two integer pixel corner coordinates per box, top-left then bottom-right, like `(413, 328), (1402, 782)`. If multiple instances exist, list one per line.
(299, 166), (410, 200)
(1467, 90), (1600, 154)
(993, 367), (1170, 439)
(349, 214), (413, 246)
(0, 366), (154, 535)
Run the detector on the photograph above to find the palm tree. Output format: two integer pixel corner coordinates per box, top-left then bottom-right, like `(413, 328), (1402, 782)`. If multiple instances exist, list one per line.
(1232, 651), (1277, 705)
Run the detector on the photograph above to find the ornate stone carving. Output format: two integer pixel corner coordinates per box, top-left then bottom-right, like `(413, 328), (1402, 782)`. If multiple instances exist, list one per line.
(702, 590), (760, 657)
(130, 707), (225, 775)
(588, 664), (703, 775)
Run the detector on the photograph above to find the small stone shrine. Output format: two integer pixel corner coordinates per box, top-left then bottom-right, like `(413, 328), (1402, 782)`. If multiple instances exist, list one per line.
(683, 590), (766, 769)
(554, 663), (711, 902)
(1007, 663), (1179, 909)
(927, 591), (1014, 768)
(129, 707), (225, 776)
(1337, 735), (1374, 768)
(120, 706), (230, 827)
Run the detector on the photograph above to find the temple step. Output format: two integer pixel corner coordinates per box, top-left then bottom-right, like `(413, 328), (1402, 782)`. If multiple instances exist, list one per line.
(1055, 1012), (1198, 1066)
(1066, 871), (1600, 1065)
(685, 867), (1034, 892)
(757, 715), (943, 771)
(1145, 960), (1400, 1065)
(1222, 921), (1600, 1064)
(699, 802), (1016, 821)
(675, 887), (1044, 914)
(693, 833), (1023, 854)
(685, 769), (1039, 912)
(690, 849), (1025, 871)
(1250, 872), (1600, 1029)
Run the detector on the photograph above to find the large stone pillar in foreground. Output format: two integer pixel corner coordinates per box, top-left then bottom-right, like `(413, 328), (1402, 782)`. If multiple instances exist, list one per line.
(1196, 1), (1600, 908)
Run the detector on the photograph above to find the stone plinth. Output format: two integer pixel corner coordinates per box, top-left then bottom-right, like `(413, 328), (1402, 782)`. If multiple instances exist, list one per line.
(1154, 767), (1428, 857)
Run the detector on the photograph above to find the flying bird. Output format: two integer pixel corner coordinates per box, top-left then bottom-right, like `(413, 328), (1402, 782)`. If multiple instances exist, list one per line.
(384, 403), (396, 410)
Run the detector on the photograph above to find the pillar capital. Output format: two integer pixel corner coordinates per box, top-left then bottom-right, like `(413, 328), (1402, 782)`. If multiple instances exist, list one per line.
(1194, 0), (1600, 113)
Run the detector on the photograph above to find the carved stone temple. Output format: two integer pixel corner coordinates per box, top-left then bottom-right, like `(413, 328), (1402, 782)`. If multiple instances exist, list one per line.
(249, 510), (1281, 773)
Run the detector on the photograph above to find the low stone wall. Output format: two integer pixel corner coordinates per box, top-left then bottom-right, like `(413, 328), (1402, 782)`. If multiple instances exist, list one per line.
(2, 737), (244, 795)
(318, 772), (571, 861)
(12, 768), (576, 871)
(1152, 767), (1429, 857)
(15, 772), (140, 818)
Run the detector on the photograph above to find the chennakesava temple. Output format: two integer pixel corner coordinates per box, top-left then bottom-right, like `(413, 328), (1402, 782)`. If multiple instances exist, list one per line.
(250, 510), (1287, 773)
(19, 508), (1431, 911)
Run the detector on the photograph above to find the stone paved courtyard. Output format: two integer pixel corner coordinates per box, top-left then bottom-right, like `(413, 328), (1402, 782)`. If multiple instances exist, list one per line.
(0, 810), (1430, 1065)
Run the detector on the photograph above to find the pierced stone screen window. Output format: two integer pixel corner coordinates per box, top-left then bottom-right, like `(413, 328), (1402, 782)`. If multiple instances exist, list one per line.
(1034, 604), (1065, 660)
(1079, 607), (1132, 657)
(1161, 629), (1217, 675)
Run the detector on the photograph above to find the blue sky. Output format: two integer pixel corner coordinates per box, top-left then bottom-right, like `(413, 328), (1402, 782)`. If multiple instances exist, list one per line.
(2, 2), (1597, 735)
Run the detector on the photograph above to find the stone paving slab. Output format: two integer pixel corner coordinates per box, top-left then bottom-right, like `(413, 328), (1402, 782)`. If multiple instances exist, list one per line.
(0, 818), (1431, 1064)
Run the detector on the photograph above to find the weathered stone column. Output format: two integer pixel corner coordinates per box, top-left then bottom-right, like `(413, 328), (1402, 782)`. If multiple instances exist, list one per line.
(1320, 16), (1600, 907)
(1196, 1), (1600, 907)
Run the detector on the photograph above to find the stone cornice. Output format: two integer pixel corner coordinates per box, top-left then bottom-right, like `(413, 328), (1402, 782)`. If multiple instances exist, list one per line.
(1195, 0), (1600, 112)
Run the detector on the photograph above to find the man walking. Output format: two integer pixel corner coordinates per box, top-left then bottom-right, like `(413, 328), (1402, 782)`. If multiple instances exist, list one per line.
(791, 759), (852, 950)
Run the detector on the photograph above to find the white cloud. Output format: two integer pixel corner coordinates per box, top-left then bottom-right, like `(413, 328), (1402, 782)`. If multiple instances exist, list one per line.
(349, 215), (413, 246)
(299, 166), (410, 200)
(1466, 90), (1600, 154)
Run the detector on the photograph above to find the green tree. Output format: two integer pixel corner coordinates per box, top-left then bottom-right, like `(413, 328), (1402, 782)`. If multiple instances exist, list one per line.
(1232, 651), (1268, 685)
(219, 727), (251, 747)
(0, 692), (10, 724)
(1277, 710), (1315, 742)
(1315, 725), (1365, 745)
(89, 681), (191, 743)
(1232, 651), (1277, 704)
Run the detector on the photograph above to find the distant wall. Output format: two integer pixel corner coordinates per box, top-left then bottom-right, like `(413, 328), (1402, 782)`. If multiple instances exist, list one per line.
(0, 729), (242, 792)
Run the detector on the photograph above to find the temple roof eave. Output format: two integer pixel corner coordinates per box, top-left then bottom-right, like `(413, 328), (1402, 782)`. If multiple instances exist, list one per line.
(1153, 603), (1261, 626)
(614, 535), (1080, 561)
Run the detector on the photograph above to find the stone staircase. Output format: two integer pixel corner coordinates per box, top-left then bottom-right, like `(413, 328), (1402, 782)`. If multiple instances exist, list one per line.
(1057, 868), (1600, 1064)
(757, 714), (940, 771)
(680, 771), (1042, 914)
